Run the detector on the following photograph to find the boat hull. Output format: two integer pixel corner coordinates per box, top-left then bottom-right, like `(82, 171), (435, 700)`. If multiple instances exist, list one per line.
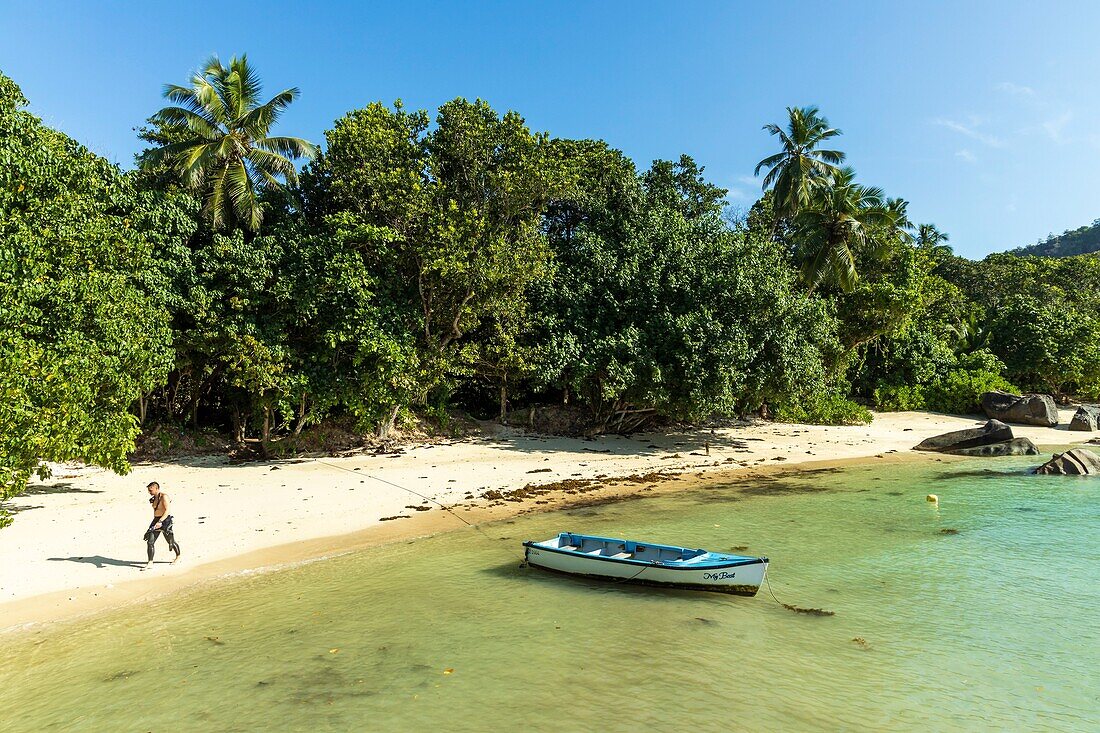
(524, 545), (766, 596)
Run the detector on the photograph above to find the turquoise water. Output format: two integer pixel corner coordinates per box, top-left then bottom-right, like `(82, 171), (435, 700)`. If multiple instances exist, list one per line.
(2, 454), (1098, 731)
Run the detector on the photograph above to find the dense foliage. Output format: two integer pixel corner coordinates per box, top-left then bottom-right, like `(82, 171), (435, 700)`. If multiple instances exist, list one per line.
(1010, 217), (1100, 258)
(4, 58), (1099, 514)
(533, 151), (842, 432)
(0, 72), (188, 521)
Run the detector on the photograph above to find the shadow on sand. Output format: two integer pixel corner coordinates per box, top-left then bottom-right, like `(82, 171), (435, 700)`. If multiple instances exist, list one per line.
(47, 556), (157, 569)
(22, 482), (104, 496)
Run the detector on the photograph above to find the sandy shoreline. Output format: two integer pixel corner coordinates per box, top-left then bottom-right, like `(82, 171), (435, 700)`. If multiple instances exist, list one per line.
(0, 410), (1086, 631)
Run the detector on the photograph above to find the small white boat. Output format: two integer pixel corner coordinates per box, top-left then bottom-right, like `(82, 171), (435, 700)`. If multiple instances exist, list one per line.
(523, 532), (768, 596)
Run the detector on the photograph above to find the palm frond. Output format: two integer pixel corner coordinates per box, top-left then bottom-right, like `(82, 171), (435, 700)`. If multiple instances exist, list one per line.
(228, 55), (262, 113)
(179, 141), (221, 190)
(162, 84), (214, 121)
(224, 159), (260, 230)
(815, 148), (846, 164)
(149, 106), (220, 140)
(203, 58), (240, 129)
(237, 88), (299, 134)
(252, 135), (318, 161)
(203, 162), (230, 229)
(754, 151), (786, 176)
(246, 147), (299, 186)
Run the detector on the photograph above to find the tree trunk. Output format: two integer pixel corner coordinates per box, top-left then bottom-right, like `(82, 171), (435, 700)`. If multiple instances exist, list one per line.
(180, 374), (202, 426)
(499, 383), (507, 424)
(293, 391), (308, 436)
(377, 405), (400, 439)
(231, 405), (245, 445)
(260, 404), (272, 457)
(167, 370), (181, 417)
(137, 393), (146, 427)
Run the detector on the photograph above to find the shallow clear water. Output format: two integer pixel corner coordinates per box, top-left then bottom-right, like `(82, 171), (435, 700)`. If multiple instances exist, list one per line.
(3, 454), (1098, 732)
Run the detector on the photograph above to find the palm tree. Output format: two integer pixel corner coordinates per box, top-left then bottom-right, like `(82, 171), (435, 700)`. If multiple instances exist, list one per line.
(916, 223), (952, 256)
(791, 167), (890, 293)
(755, 106), (846, 218)
(884, 198), (915, 243)
(139, 55), (318, 231)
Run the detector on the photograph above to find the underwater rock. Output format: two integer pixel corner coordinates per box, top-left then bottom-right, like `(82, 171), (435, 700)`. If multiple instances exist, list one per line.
(1033, 448), (1100, 475)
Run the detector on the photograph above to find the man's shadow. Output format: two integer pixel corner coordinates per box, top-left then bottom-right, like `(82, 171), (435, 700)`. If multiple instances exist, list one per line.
(47, 556), (156, 569)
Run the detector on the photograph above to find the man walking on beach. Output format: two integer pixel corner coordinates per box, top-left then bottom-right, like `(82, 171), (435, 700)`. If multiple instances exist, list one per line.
(144, 481), (181, 570)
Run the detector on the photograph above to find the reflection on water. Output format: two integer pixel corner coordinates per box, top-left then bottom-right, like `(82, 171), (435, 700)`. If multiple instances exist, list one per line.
(2, 455), (1098, 732)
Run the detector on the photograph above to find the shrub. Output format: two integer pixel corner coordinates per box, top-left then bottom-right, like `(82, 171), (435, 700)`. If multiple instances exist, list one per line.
(924, 350), (1017, 415)
(874, 350), (1016, 415)
(773, 389), (872, 425)
(873, 384), (926, 411)
(925, 370), (1016, 415)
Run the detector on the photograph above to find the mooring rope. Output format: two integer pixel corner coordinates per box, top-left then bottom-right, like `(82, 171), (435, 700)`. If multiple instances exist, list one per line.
(762, 562), (835, 616)
(607, 561), (656, 584)
(315, 458), (525, 561)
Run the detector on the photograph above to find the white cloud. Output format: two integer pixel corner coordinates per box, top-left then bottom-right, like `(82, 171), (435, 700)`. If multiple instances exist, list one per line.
(955, 149), (977, 163)
(724, 174), (762, 201)
(995, 84), (1076, 145)
(933, 117), (1006, 147)
(1042, 111), (1072, 143)
(997, 82), (1035, 97)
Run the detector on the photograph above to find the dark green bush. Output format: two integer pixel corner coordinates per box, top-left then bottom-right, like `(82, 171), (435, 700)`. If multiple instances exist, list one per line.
(774, 388), (872, 425)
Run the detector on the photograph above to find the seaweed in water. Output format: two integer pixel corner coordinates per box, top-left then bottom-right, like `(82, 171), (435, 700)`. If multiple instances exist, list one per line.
(939, 528), (959, 535)
(781, 603), (835, 616)
(935, 468), (1012, 481)
(739, 479), (832, 497)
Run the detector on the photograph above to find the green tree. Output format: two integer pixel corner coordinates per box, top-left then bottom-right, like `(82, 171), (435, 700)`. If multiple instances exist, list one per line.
(987, 295), (1100, 398)
(938, 253), (1100, 397)
(138, 55), (318, 231)
(533, 153), (844, 432)
(303, 98), (561, 432)
(0, 71), (187, 520)
(755, 106), (845, 218)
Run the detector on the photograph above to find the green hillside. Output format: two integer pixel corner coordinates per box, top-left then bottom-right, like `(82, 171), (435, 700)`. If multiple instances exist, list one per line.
(1011, 218), (1100, 257)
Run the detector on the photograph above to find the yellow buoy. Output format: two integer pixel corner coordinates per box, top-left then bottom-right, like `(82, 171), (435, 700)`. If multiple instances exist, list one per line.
(926, 494), (939, 504)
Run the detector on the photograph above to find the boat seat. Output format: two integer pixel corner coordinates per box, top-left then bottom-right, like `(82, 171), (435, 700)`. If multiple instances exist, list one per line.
(682, 554), (712, 563)
(586, 549), (604, 556)
(559, 545), (578, 552)
(610, 552), (632, 559)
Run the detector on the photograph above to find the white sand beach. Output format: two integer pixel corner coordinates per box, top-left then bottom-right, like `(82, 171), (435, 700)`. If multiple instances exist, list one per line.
(0, 410), (1085, 629)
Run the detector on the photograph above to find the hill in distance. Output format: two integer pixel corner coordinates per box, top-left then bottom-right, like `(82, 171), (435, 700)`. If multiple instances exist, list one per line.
(1010, 218), (1100, 257)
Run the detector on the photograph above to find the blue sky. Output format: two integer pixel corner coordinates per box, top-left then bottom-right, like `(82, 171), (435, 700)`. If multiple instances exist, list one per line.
(3, 1), (1098, 257)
